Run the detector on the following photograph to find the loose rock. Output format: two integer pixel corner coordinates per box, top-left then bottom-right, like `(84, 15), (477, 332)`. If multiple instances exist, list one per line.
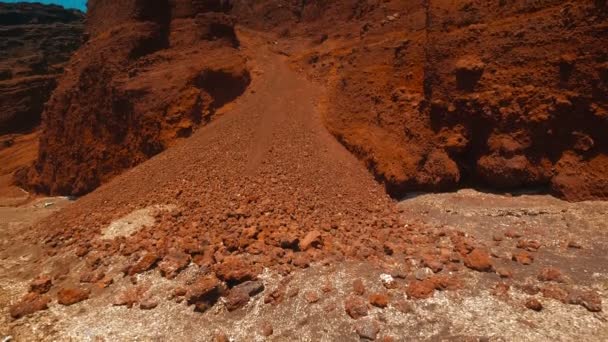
(57, 287), (90, 306)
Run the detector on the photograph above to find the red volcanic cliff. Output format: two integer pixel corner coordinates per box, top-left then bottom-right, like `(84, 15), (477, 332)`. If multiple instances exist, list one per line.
(19, 0), (608, 201)
(233, 0), (608, 201)
(0, 2), (84, 134)
(18, 0), (250, 195)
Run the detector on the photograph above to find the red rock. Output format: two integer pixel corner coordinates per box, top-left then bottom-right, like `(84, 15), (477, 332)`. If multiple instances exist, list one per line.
(113, 286), (148, 308)
(495, 267), (513, 278)
(57, 287), (90, 306)
(429, 275), (462, 291)
(369, 293), (389, 308)
(30, 275), (52, 294)
(9, 292), (51, 319)
(464, 249), (493, 272)
(173, 287), (187, 297)
(158, 251), (191, 279)
(504, 230), (522, 239)
(421, 254), (444, 273)
(525, 298), (543, 311)
(512, 251), (534, 265)
(538, 267), (564, 282)
(225, 289), (250, 311)
(353, 279), (366, 295)
(80, 270), (105, 283)
(292, 253), (310, 268)
(541, 285), (568, 302)
(406, 280), (435, 299)
(264, 286), (285, 305)
(186, 275), (224, 306)
(567, 241), (582, 249)
(225, 280), (265, 311)
(299, 230), (322, 251)
(127, 252), (159, 276)
(517, 239), (541, 251)
(304, 291), (320, 303)
(345, 296), (369, 319)
(215, 256), (259, 285)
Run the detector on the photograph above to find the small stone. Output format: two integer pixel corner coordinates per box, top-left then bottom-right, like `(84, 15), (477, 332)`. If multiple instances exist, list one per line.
(504, 230), (522, 238)
(260, 321), (273, 336)
(464, 249), (493, 272)
(380, 274), (397, 289)
(304, 291), (320, 303)
(127, 252), (159, 276)
(567, 241), (582, 249)
(538, 267), (564, 282)
(139, 298), (159, 310)
(345, 296), (369, 319)
(566, 289), (602, 312)
(495, 267), (513, 278)
(369, 293), (389, 308)
(30, 275), (52, 294)
(57, 287), (90, 306)
(9, 292), (51, 319)
(414, 267), (433, 281)
(226, 290), (250, 311)
(292, 253), (310, 268)
(113, 286), (147, 308)
(517, 239), (541, 251)
(353, 279), (366, 295)
(525, 298), (543, 311)
(213, 331), (230, 342)
(406, 280), (435, 299)
(299, 230), (322, 251)
(541, 285), (568, 302)
(355, 318), (380, 340)
(158, 252), (190, 279)
(215, 256), (259, 285)
(520, 283), (540, 295)
(512, 251), (534, 265)
(421, 255), (443, 273)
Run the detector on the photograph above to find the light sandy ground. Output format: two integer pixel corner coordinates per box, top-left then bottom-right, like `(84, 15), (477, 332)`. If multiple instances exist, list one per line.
(1, 189), (607, 341)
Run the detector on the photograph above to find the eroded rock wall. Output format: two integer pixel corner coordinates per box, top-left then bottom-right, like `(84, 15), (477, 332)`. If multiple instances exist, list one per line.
(260, 0), (608, 201)
(0, 3), (84, 134)
(19, 0), (250, 195)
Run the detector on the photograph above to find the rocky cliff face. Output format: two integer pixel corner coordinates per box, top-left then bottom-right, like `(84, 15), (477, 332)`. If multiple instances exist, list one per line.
(234, 0), (608, 201)
(0, 2), (84, 134)
(18, 0), (608, 201)
(18, 0), (250, 195)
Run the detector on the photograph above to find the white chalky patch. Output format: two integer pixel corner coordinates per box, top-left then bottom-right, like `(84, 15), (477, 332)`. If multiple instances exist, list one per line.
(101, 205), (175, 239)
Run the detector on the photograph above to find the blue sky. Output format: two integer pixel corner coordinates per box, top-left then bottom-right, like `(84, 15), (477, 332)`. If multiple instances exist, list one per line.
(3, 0), (87, 11)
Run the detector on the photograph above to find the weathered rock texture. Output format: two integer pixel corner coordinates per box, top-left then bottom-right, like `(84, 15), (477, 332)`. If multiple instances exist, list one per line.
(237, 0), (608, 201)
(18, 0), (250, 195)
(0, 2), (84, 134)
(19, 0), (608, 201)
